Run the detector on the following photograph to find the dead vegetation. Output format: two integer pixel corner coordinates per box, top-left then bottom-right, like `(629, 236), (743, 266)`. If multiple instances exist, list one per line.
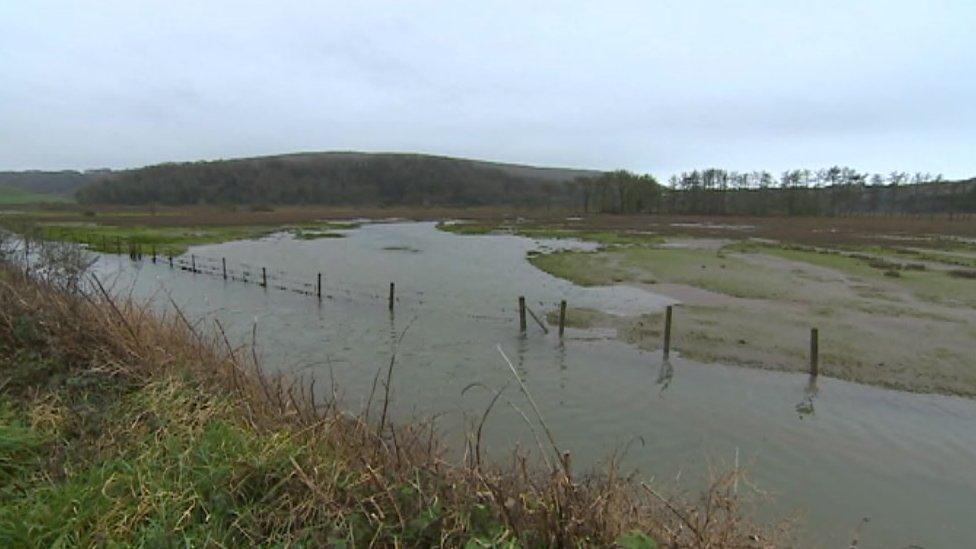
(0, 259), (789, 547)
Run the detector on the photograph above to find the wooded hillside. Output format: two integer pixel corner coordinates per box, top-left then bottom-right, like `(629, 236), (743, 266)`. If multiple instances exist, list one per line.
(26, 152), (976, 215)
(76, 152), (599, 207)
(0, 170), (102, 195)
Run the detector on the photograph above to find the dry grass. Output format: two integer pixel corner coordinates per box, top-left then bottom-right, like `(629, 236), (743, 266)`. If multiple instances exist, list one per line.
(0, 263), (789, 547)
(6, 203), (976, 241)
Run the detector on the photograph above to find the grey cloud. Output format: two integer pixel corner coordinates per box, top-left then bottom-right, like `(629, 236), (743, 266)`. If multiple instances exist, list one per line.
(1, 1), (974, 178)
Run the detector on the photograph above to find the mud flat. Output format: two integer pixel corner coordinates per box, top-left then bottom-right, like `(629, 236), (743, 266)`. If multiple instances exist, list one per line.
(530, 237), (976, 397)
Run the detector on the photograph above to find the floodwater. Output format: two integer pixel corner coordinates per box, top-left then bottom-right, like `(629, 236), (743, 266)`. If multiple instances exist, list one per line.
(89, 221), (976, 548)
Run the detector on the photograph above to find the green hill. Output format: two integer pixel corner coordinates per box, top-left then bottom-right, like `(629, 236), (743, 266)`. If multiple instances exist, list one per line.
(0, 185), (74, 205)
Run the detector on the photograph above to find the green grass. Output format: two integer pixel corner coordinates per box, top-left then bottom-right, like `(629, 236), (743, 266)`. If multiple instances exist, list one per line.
(530, 246), (791, 299)
(737, 243), (882, 278)
(515, 228), (663, 247)
(0, 186), (73, 205)
(33, 223), (277, 256)
(732, 242), (976, 307)
(24, 220), (361, 255)
(437, 221), (664, 247)
(436, 221), (496, 235)
(0, 376), (328, 546)
(292, 229), (345, 240)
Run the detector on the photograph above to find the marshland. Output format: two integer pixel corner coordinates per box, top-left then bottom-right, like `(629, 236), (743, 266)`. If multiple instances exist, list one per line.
(2, 206), (975, 547)
(4, 2), (976, 546)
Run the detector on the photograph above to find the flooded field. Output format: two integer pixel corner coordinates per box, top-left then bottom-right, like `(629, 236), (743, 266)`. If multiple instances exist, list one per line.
(90, 221), (976, 548)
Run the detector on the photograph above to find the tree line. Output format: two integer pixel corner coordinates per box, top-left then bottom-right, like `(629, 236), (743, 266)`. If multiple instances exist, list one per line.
(571, 167), (976, 215)
(72, 153), (976, 215)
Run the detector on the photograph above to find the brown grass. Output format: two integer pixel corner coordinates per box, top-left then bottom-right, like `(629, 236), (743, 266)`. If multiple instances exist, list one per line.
(0, 264), (790, 547)
(6, 203), (976, 244)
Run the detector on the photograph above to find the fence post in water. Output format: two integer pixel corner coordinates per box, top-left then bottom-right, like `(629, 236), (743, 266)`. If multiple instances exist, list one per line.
(810, 328), (819, 377)
(558, 300), (567, 337)
(262, 267), (267, 288)
(169, 255), (173, 268)
(388, 282), (395, 311)
(152, 246), (156, 263)
(663, 305), (673, 360)
(518, 296), (527, 333)
(317, 273), (322, 299)
(222, 258), (227, 280)
(191, 254), (196, 273)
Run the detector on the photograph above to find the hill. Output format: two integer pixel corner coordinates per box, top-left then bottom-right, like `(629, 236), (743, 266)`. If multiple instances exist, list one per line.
(75, 152), (601, 207)
(0, 184), (74, 205)
(0, 170), (100, 196)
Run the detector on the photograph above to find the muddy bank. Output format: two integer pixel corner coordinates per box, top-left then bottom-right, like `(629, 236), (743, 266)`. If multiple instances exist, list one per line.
(533, 238), (976, 397)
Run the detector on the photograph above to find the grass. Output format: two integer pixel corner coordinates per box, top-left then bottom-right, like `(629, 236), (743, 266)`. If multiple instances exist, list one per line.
(436, 221), (496, 235)
(437, 221), (664, 247)
(732, 241), (976, 307)
(29, 223), (277, 256)
(290, 220), (360, 240)
(526, 234), (976, 396)
(292, 229), (345, 240)
(0, 263), (784, 547)
(530, 247), (791, 300)
(4, 220), (362, 256)
(0, 186), (73, 206)
(516, 228), (663, 247)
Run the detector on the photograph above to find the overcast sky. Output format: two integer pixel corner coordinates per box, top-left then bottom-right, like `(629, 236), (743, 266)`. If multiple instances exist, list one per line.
(2, 1), (975, 178)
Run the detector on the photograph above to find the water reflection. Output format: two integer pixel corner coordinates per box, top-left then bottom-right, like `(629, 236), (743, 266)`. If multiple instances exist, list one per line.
(795, 375), (819, 419)
(656, 358), (674, 393)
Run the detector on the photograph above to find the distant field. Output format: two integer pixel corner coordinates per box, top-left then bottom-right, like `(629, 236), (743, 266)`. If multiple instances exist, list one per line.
(0, 185), (73, 205)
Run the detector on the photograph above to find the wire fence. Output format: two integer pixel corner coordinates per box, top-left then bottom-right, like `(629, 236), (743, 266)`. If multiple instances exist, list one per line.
(3, 230), (524, 326)
(3, 229), (827, 385)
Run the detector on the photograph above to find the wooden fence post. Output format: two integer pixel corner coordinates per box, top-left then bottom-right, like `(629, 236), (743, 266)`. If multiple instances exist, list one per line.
(558, 300), (567, 337)
(152, 246), (157, 263)
(663, 305), (673, 360)
(389, 282), (395, 311)
(810, 328), (819, 377)
(262, 267), (267, 288)
(222, 258), (227, 280)
(518, 296), (527, 333)
(317, 273), (322, 299)
(191, 255), (196, 273)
